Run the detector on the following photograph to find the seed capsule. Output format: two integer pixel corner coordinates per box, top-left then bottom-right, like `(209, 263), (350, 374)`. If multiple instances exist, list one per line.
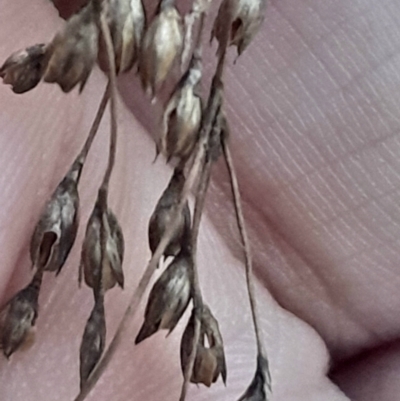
(0, 271), (42, 358)
(160, 55), (202, 162)
(44, 2), (99, 92)
(79, 297), (106, 388)
(99, 0), (145, 74)
(212, 0), (267, 56)
(30, 159), (81, 274)
(0, 43), (47, 94)
(181, 306), (227, 387)
(80, 199), (124, 292)
(135, 250), (192, 344)
(237, 354), (271, 401)
(148, 168), (191, 260)
(140, 0), (183, 96)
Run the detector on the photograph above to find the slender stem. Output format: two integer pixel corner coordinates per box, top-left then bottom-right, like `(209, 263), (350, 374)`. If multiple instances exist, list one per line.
(99, 14), (118, 194)
(67, 83), (110, 184)
(79, 84), (110, 165)
(222, 138), (267, 362)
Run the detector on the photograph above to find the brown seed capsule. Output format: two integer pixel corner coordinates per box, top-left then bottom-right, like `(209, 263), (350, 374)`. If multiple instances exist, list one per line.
(44, 2), (99, 92)
(30, 160), (81, 274)
(160, 55), (202, 162)
(212, 0), (267, 56)
(135, 250), (192, 344)
(79, 297), (106, 388)
(0, 271), (42, 358)
(180, 305), (227, 387)
(0, 43), (47, 94)
(99, 0), (145, 74)
(140, 0), (183, 96)
(148, 168), (191, 259)
(80, 199), (125, 291)
(237, 354), (271, 401)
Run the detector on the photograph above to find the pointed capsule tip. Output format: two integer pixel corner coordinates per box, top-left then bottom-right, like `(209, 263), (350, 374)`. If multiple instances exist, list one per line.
(135, 323), (158, 344)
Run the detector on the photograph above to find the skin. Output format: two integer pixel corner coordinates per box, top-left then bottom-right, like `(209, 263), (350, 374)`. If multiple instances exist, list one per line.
(0, 0), (399, 400)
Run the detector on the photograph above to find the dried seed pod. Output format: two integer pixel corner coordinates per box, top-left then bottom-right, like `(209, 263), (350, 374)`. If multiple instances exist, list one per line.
(160, 55), (202, 162)
(80, 199), (124, 291)
(180, 306), (227, 387)
(79, 297), (106, 388)
(0, 43), (47, 94)
(0, 271), (42, 358)
(30, 160), (82, 274)
(238, 354), (271, 401)
(140, 0), (183, 95)
(99, 0), (145, 74)
(135, 250), (192, 344)
(148, 168), (191, 259)
(212, 0), (267, 56)
(44, 2), (99, 92)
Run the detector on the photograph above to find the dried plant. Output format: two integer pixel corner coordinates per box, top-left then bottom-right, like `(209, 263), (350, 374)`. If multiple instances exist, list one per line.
(79, 295), (106, 388)
(0, 0), (270, 400)
(140, 0), (183, 96)
(148, 167), (191, 260)
(181, 306), (227, 387)
(44, 1), (100, 92)
(98, 0), (145, 73)
(0, 43), (47, 94)
(136, 248), (192, 343)
(0, 270), (42, 358)
(212, 0), (267, 57)
(160, 54), (202, 162)
(80, 198), (125, 291)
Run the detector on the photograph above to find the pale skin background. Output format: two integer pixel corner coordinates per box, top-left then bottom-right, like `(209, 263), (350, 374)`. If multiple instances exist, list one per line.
(0, 0), (399, 400)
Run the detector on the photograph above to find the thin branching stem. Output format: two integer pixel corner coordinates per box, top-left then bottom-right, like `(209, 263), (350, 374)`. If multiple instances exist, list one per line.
(98, 8), (118, 291)
(78, 84), (110, 166)
(99, 14), (118, 194)
(222, 137), (269, 373)
(66, 83), (109, 185)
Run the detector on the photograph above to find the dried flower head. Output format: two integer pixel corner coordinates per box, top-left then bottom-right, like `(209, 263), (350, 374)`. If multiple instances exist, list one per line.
(135, 250), (192, 344)
(80, 199), (125, 292)
(0, 272), (42, 358)
(160, 55), (202, 162)
(212, 0), (267, 56)
(148, 168), (191, 259)
(140, 0), (183, 95)
(99, 0), (145, 74)
(30, 161), (81, 274)
(238, 354), (271, 401)
(0, 43), (47, 94)
(44, 2), (99, 92)
(79, 298), (106, 388)
(181, 306), (227, 387)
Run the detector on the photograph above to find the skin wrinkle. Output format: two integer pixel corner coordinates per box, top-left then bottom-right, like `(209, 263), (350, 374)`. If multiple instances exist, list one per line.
(1, 0), (400, 400)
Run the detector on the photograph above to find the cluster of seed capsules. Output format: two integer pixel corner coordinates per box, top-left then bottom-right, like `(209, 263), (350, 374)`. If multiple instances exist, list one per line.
(0, 0), (267, 397)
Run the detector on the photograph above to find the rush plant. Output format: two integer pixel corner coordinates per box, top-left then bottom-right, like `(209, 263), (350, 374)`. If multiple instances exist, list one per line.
(0, 0), (269, 400)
